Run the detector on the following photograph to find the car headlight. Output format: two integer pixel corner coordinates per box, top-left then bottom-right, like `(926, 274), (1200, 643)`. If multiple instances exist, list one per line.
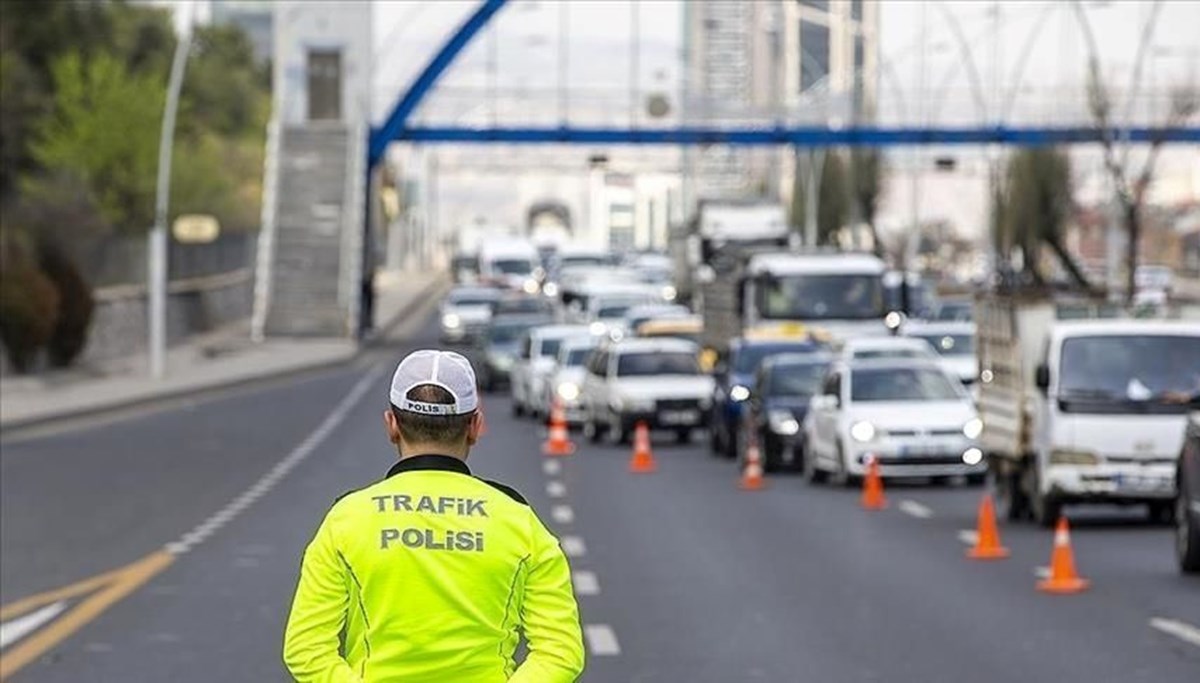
(523, 279), (540, 294)
(556, 382), (580, 402)
(662, 285), (677, 301)
(962, 418), (983, 440)
(589, 321), (607, 336)
(961, 447), (984, 465)
(442, 313), (461, 329)
(543, 282), (559, 298)
(850, 420), (877, 443)
(1049, 448), (1099, 466)
(729, 385), (751, 402)
(768, 409), (800, 436)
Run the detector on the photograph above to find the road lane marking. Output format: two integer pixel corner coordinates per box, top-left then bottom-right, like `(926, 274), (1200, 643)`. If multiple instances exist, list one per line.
(551, 505), (575, 524)
(0, 603), (65, 650)
(572, 571), (600, 596)
(561, 536), (587, 557)
(165, 364), (384, 556)
(543, 460), (562, 475)
(898, 500), (934, 519)
(546, 481), (567, 498)
(1150, 618), (1200, 648)
(0, 365), (385, 678)
(0, 551), (173, 678)
(1034, 566), (1051, 579)
(957, 530), (979, 546)
(584, 624), (621, 656)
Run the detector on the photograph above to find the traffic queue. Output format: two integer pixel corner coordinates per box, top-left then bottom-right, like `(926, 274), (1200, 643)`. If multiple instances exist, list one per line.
(444, 228), (1200, 576)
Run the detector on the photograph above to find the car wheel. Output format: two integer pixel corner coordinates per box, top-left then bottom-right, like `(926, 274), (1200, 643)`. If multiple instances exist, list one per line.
(805, 444), (828, 484)
(512, 398), (525, 418)
(994, 464), (1029, 522)
(1178, 476), (1200, 573)
(761, 435), (780, 473)
(708, 422), (722, 455)
(608, 413), (628, 446)
(833, 443), (857, 488)
(584, 411), (603, 444)
(1031, 491), (1062, 529)
(1148, 501), (1175, 525)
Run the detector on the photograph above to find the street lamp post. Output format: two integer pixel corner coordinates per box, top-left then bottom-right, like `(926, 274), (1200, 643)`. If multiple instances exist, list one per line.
(148, 8), (194, 379)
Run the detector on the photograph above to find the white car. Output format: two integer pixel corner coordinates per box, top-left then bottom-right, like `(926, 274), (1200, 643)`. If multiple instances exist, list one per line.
(540, 336), (602, 425)
(572, 284), (662, 336)
(803, 359), (985, 484)
(903, 321), (978, 386)
(510, 325), (590, 419)
(439, 286), (501, 343)
(581, 338), (715, 445)
(839, 336), (940, 362)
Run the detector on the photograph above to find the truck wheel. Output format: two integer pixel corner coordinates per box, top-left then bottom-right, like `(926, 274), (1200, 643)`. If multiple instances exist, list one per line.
(608, 414), (629, 446)
(993, 466), (1029, 522)
(513, 399), (525, 418)
(1178, 482), (1200, 573)
(1031, 492), (1062, 528)
(805, 446), (828, 485)
(584, 413), (604, 444)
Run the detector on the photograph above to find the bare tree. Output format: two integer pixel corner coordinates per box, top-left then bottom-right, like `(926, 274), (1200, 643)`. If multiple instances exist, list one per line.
(1075, 2), (1200, 302)
(849, 149), (885, 258)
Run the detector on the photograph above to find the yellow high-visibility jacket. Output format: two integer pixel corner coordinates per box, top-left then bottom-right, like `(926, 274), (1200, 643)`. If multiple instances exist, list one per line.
(283, 454), (585, 682)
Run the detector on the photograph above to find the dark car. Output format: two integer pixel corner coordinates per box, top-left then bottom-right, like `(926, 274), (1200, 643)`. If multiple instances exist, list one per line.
(475, 315), (552, 392)
(741, 353), (832, 472)
(1178, 411), (1200, 574)
(709, 336), (824, 458)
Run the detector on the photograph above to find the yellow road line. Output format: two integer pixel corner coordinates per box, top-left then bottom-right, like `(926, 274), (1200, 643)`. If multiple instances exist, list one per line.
(0, 551), (174, 681)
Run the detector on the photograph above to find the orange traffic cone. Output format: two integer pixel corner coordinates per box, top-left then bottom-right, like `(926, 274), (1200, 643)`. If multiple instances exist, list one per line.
(1037, 517), (1090, 594)
(541, 399), (575, 457)
(739, 437), (766, 491)
(861, 457), (887, 510)
(967, 494), (1010, 560)
(628, 421), (657, 473)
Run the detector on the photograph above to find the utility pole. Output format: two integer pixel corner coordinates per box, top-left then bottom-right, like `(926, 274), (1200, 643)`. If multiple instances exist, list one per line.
(148, 5), (194, 379)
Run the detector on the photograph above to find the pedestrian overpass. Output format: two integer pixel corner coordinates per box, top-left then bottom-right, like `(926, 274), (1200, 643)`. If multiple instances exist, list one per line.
(253, 0), (1200, 340)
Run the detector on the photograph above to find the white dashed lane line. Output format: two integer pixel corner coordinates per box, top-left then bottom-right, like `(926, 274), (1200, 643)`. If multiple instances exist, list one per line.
(572, 571), (600, 596)
(898, 500), (934, 519)
(551, 505), (575, 524)
(0, 602), (66, 649)
(542, 460), (562, 475)
(1149, 617), (1200, 648)
(957, 529), (979, 546)
(584, 624), (621, 656)
(546, 481), (567, 498)
(561, 535), (587, 557)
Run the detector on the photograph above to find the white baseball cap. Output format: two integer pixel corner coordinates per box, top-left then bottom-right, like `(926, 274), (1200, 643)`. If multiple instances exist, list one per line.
(389, 350), (479, 416)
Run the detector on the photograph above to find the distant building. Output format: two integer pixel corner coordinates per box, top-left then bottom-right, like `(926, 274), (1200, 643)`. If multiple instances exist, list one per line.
(210, 0), (273, 64)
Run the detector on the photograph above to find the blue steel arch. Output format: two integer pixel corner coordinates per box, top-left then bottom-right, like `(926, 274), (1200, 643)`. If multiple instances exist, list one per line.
(368, 0), (1199, 166)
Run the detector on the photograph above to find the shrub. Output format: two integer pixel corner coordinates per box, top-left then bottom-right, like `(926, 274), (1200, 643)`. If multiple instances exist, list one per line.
(37, 239), (94, 367)
(0, 233), (60, 372)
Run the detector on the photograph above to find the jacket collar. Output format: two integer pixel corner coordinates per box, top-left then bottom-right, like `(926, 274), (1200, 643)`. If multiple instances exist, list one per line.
(386, 454), (471, 479)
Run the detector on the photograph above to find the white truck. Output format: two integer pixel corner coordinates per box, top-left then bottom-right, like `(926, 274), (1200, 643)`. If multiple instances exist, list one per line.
(977, 293), (1200, 526)
(698, 251), (890, 354)
(670, 200), (790, 306)
(478, 239), (540, 292)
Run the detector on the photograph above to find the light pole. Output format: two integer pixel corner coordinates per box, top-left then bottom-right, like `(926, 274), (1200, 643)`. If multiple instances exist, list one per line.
(148, 5), (194, 379)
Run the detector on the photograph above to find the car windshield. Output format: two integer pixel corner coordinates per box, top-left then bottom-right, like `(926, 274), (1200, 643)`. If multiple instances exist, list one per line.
(487, 321), (536, 344)
(492, 259), (532, 275)
(912, 333), (974, 357)
(852, 348), (931, 360)
(734, 343), (817, 374)
(931, 301), (973, 322)
(496, 298), (548, 315)
(449, 290), (497, 306)
(759, 274), (884, 320)
(561, 255), (610, 268)
(538, 338), (563, 358)
(1058, 335), (1200, 414)
(617, 352), (699, 377)
(766, 363), (829, 397)
(598, 305), (631, 319)
(563, 348), (593, 366)
(636, 268), (671, 284)
(851, 367), (963, 402)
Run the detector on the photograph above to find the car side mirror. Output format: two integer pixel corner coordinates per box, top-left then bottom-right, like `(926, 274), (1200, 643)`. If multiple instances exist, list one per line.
(1035, 364), (1050, 393)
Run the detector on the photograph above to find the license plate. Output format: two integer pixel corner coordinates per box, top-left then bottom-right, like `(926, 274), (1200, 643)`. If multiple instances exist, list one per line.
(660, 410), (698, 425)
(1114, 473), (1170, 492)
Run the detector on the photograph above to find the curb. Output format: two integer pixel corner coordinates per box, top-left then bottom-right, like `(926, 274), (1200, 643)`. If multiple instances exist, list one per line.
(0, 273), (449, 437)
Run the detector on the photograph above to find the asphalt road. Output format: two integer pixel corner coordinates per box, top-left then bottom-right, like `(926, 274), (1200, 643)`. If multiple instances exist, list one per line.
(2, 311), (1198, 681)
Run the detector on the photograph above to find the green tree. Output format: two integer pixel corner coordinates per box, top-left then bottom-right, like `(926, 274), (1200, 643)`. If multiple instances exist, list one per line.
(817, 151), (850, 245)
(31, 51), (164, 233)
(849, 150), (885, 257)
(1002, 147), (1095, 292)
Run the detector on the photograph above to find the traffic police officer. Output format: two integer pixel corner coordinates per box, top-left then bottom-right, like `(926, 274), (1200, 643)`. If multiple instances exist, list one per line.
(284, 350), (585, 682)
